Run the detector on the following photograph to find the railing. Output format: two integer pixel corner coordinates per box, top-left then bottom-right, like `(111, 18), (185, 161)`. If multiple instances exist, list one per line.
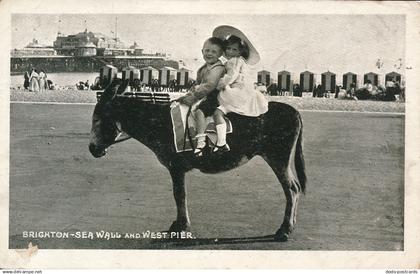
(96, 91), (171, 104)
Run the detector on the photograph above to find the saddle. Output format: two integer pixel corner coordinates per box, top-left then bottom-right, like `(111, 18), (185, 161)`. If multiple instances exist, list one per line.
(170, 102), (232, 153)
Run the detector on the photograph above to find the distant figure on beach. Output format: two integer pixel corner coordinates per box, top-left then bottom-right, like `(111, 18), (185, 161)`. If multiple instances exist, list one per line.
(23, 71), (30, 90)
(85, 80), (90, 90)
(337, 87), (347, 99)
(354, 80), (379, 100)
(132, 79), (141, 91)
(293, 84), (302, 97)
(91, 77), (101, 90)
(314, 84), (322, 97)
(396, 82), (404, 102)
(151, 79), (160, 92)
(47, 79), (54, 90)
(29, 68), (40, 92)
(38, 69), (47, 92)
(334, 85), (340, 98)
(348, 82), (356, 98)
(76, 82), (86, 90)
(267, 83), (278, 96)
(364, 80), (374, 93)
(141, 83), (147, 92)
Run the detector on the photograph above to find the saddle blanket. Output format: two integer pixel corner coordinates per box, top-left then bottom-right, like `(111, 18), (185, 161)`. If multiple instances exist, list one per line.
(170, 102), (232, 153)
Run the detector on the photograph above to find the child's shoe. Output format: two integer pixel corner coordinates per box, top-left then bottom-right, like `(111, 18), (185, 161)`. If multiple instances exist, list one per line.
(194, 137), (206, 157)
(213, 143), (230, 154)
(194, 147), (204, 157)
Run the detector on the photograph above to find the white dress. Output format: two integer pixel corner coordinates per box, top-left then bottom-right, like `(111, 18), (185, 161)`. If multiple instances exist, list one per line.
(29, 71), (39, 92)
(217, 56), (268, 117)
(38, 72), (46, 91)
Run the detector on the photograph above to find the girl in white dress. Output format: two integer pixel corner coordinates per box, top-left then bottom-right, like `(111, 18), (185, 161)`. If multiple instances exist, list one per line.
(212, 26), (269, 153)
(38, 70), (47, 92)
(29, 68), (40, 92)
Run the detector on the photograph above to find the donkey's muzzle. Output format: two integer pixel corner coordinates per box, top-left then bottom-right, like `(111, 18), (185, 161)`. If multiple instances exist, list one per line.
(89, 143), (107, 158)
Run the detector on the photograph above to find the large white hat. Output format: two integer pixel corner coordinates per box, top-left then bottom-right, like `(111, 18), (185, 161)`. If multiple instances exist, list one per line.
(212, 25), (260, 65)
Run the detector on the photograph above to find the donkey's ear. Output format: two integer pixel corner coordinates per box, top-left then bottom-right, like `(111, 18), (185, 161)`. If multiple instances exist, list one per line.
(101, 78), (122, 102)
(116, 79), (130, 95)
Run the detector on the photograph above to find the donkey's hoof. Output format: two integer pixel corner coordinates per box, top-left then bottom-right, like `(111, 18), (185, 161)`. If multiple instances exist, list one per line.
(169, 221), (191, 232)
(274, 232), (289, 242)
(274, 228), (291, 242)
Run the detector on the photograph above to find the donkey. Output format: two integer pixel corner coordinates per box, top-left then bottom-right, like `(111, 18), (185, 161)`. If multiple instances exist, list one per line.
(89, 79), (307, 241)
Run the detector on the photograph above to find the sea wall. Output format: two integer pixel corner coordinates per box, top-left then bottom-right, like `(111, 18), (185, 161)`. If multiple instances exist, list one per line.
(10, 56), (179, 74)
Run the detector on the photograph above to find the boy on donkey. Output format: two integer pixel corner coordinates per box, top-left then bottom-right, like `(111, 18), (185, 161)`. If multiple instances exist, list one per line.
(178, 37), (226, 157)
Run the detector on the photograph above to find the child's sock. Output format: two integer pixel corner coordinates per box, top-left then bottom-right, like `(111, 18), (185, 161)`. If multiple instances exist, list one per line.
(195, 134), (206, 149)
(216, 123), (227, 146)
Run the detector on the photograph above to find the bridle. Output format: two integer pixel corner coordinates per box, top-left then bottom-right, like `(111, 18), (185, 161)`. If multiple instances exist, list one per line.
(98, 100), (132, 145)
(112, 121), (131, 144)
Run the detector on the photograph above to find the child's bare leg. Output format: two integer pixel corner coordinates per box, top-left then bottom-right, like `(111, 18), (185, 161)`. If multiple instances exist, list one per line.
(194, 109), (206, 151)
(195, 109), (205, 137)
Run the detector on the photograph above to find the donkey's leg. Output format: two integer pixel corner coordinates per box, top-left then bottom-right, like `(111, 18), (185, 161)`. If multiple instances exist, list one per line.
(265, 158), (300, 242)
(275, 168), (300, 242)
(168, 168), (191, 232)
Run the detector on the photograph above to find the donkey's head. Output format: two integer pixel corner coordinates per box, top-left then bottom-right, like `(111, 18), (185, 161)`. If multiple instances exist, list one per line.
(89, 78), (126, 158)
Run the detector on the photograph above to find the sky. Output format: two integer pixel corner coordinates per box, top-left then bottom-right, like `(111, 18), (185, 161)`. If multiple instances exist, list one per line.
(12, 14), (405, 79)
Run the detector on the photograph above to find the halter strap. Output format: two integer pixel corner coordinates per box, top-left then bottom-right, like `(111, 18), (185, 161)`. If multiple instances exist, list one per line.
(113, 121), (132, 144)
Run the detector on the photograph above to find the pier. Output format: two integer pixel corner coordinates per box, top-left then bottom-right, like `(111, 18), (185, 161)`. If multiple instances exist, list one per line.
(10, 55), (179, 75)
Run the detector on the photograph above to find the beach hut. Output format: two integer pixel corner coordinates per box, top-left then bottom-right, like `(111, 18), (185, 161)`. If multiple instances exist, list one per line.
(277, 70), (292, 93)
(177, 67), (192, 87)
(321, 71), (336, 92)
(140, 66), (159, 85)
(364, 72), (379, 86)
(122, 66), (140, 84)
(159, 66), (177, 87)
(385, 71), (402, 85)
(99, 64), (117, 87)
(257, 70), (271, 86)
(343, 72), (358, 91)
(299, 71), (315, 92)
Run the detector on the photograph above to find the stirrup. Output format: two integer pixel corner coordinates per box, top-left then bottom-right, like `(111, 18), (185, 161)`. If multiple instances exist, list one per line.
(213, 143), (230, 153)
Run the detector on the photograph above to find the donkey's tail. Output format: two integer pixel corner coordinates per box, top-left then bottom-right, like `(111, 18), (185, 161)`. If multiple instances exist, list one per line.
(295, 115), (307, 194)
